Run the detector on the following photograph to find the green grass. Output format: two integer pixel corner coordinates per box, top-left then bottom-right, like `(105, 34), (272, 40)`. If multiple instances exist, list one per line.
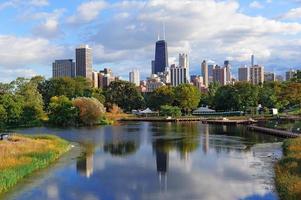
(275, 137), (301, 200)
(0, 134), (70, 194)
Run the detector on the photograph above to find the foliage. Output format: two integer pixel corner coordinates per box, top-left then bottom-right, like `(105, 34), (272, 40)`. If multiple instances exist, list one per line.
(173, 84), (201, 113)
(275, 138), (301, 200)
(48, 96), (78, 126)
(0, 94), (24, 125)
(213, 85), (240, 111)
(147, 86), (174, 110)
(105, 80), (145, 112)
(73, 97), (106, 126)
(0, 134), (69, 194)
(235, 82), (259, 111)
(160, 105), (182, 117)
(200, 82), (220, 106)
(38, 77), (94, 107)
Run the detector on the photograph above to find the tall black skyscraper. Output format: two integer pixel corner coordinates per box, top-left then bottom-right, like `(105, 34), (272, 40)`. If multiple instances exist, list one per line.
(154, 40), (168, 74)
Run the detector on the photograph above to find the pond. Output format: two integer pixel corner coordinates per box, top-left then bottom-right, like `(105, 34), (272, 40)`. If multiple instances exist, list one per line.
(257, 119), (301, 134)
(1, 122), (283, 200)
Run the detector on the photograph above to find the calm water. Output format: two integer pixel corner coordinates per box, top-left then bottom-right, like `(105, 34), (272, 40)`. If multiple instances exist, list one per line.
(258, 120), (301, 134)
(2, 122), (283, 200)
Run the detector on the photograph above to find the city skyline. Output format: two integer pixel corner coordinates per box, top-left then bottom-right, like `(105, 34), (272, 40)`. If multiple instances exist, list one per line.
(1, 0), (301, 82)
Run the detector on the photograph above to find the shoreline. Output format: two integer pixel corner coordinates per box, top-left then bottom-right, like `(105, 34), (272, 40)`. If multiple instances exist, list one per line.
(0, 134), (70, 194)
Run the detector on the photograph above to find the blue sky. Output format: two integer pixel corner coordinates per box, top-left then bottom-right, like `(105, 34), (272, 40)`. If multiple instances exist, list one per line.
(0, 0), (301, 82)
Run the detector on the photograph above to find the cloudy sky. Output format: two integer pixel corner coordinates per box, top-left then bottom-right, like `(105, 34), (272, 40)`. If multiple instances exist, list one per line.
(1, 0), (301, 82)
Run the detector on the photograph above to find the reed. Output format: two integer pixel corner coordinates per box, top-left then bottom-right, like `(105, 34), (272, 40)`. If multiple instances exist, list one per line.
(275, 137), (301, 200)
(0, 134), (70, 194)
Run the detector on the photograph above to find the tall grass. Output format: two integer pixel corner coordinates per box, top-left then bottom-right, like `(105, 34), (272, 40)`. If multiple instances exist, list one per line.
(0, 134), (70, 194)
(275, 137), (301, 200)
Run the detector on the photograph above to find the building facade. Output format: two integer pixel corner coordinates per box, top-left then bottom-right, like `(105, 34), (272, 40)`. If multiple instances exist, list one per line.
(98, 68), (115, 88)
(170, 54), (190, 87)
(201, 60), (208, 87)
(212, 65), (227, 85)
(92, 71), (99, 88)
(76, 45), (93, 80)
(52, 59), (75, 78)
(238, 66), (249, 82)
(250, 65), (264, 84)
(129, 69), (140, 86)
(146, 74), (166, 92)
(154, 40), (168, 74)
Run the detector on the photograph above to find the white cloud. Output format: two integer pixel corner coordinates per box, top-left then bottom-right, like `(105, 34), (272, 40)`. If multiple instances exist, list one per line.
(67, 0), (107, 24)
(249, 1), (264, 9)
(0, 35), (65, 81)
(0, 0), (49, 10)
(281, 7), (301, 19)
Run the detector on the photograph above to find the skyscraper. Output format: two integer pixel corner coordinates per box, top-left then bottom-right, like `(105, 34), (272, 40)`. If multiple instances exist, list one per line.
(224, 60), (231, 84)
(238, 66), (249, 82)
(170, 54), (190, 87)
(251, 55), (255, 67)
(52, 59), (75, 78)
(201, 60), (208, 87)
(129, 69), (140, 86)
(179, 53), (189, 68)
(154, 40), (168, 74)
(250, 65), (264, 84)
(212, 65), (227, 85)
(76, 45), (92, 80)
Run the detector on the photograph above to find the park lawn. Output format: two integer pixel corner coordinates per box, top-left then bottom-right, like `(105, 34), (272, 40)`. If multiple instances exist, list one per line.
(275, 137), (301, 200)
(0, 134), (70, 194)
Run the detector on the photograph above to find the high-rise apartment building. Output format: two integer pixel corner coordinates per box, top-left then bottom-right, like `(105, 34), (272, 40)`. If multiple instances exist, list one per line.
(170, 54), (190, 87)
(179, 53), (189, 68)
(251, 55), (255, 67)
(264, 72), (276, 82)
(129, 69), (140, 86)
(92, 71), (99, 88)
(238, 66), (249, 82)
(52, 59), (75, 78)
(212, 65), (227, 85)
(286, 69), (296, 81)
(224, 60), (231, 84)
(250, 65), (264, 84)
(98, 68), (115, 88)
(154, 40), (168, 74)
(76, 45), (93, 80)
(201, 60), (208, 87)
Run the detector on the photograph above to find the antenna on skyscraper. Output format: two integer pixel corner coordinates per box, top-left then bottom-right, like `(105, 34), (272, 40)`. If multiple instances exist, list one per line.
(163, 21), (166, 40)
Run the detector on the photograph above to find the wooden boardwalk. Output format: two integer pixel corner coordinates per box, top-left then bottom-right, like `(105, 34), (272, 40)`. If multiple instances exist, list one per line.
(121, 118), (256, 124)
(247, 125), (300, 138)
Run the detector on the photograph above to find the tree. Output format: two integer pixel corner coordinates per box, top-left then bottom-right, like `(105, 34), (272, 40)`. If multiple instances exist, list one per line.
(281, 82), (301, 108)
(174, 84), (201, 114)
(213, 85), (240, 111)
(200, 82), (220, 107)
(73, 97), (106, 126)
(105, 80), (145, 112)
(235, 82), (259, 111)
(0, 94), (24, 125)
(147, 86), (174, 110)
(0, 105), (7, 129)
(38, 77), (93, 107)
(48, 96), (78, 126)
(259, 82), (282, 109)
(160, 105), (182, 117)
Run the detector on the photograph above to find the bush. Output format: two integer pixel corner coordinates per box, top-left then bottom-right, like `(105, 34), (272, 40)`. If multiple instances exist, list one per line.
(160, 105), (182, 117)
(73, 97), (106, 126)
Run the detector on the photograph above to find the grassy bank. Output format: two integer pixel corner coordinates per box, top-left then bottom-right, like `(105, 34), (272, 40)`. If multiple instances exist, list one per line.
(0, 134), (70, 194)
(275, 137), (301, 200)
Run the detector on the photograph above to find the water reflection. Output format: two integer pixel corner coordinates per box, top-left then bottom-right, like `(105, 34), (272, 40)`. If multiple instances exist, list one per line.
(4, 122), (283, 200)
(76, 144), (95, 178)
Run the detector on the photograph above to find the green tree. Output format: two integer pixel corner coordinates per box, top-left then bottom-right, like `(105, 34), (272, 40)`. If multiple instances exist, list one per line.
(105, 80), (145, 112)
(147, 86), (174, 110)
(0, 105), (7, 129)
(213, 85), (240, 111)
(38, 77), (93, 107)
(200, 82), (220, 107)
(73, 97), (106, 126)
(235, 82), (259, 111)
(174, 84), (201, 114)
(259, 82), (282, 109)
(0, 94), (24, 125)
(48, 96), (78, 126)
(160, 105), (182, 117)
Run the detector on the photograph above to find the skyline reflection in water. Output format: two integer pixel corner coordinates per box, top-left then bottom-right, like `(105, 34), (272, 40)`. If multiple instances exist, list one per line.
(3, 122), (282, 200)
